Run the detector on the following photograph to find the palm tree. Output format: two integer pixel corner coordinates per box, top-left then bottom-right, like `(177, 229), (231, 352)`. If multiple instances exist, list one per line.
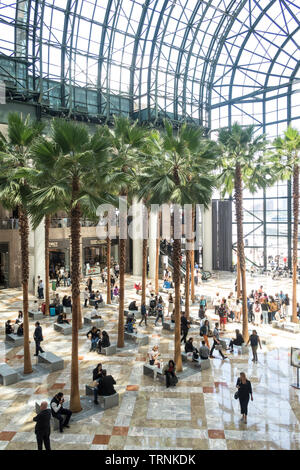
(31, 119), (110, 412)
(218, 123), (269, 341)
(0, 112), (43, 375)
(139, 120), (216, 371)
(104, 117), (150, 348)
(273, 126), (300, 323)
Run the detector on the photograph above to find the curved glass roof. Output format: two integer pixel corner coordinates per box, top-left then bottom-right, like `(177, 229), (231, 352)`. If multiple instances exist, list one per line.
(0, 0), (299, 131)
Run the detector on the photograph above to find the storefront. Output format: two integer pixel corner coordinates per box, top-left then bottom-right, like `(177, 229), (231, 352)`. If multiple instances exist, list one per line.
(49, 240), (70, 279)
(82, 238), (107, 275)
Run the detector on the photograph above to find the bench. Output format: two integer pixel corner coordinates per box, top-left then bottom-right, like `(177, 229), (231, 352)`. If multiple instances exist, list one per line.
(84, 317), (104, 328)
(35, 402), (59, 431)
(233, 343), (249, 354)
(29, 310), (43, 320)
(53, 323), (72, 335)
(85, 385), (119, 409)
(0, 363), (19, 385)
(5, 334), (24, 347)
(124, 310), (141, 319)
(38, 352), (64, 372)
(163, 321), (175, 331)
(143, 363), (165, 382)
(281, 322), (300, 334)
(181, 352), (211, 369)
(124, 331), (149, 345)
(63, 307), (72, 314)
(99, 344), (117, 355)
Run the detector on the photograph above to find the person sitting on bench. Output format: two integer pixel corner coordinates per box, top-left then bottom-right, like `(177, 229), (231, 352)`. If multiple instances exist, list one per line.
(128, 300), (138, 311)
(16, 322), (24, 336)
(162, 360), (178, 388)
(94, 370), (116, 405)
(228, 329), (244, 353)
(50, 392), (72, 433)
(87, 326), (101, 352)
(149, 345), (160, 365)
(199, 340), (210, 360)
(97, 330), (110, 353)
(185, 337), (199, 361)
(125, 316), (136, 333)
(57, 312), (70, 324)
(95, 291), (103, 307)
(5, 320), (13, 335)
(90, 304), (102, 319)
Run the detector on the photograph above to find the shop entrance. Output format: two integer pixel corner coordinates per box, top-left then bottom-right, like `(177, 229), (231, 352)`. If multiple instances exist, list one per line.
(84, 245), (106, 275)
(49, 250), (66, 279)
(0, 243), (9, 288)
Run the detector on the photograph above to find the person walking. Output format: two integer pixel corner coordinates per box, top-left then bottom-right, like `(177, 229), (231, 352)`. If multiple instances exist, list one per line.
(83, 287), (89, 308)
(154, 300), (164, 326)
(34, 321), (44, 356)
(33, 401), (51, 451)
(200, 319), (210, 348)
(236, 372), (253, 423)
(180, 312), (190, 343)
(209, 323), (228, 360)
(261, 299), (269, 325)
(246, 330), (262, 363)
(139, 303), (147, 326)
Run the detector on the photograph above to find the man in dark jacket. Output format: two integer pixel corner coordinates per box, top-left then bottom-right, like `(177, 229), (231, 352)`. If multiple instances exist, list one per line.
(94, 370), (116, 404)
(33, 401), (51, 450)
(50, 392), (72, 433)
(180, 313), (190, 343)
(34, 321), (44, 356)
(228, 329), (244, 353)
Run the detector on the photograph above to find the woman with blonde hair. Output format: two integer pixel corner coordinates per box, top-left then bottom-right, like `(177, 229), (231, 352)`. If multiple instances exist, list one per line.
(236, 372), (253, 423)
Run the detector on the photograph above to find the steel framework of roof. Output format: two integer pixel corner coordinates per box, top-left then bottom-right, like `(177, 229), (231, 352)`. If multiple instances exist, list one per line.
(0, 0), (299, 131)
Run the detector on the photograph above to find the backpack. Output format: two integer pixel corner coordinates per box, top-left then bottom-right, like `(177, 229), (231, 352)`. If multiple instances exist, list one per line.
(150, 300), (156, 308)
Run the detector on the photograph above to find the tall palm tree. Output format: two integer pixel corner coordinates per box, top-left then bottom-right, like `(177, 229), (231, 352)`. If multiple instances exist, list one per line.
(31, 119), (110, 412)
(104, 117), (150, 348)
(273, 126), (300, 323)
(139, 120), (216, 371)
(0, 112), (43, 374)
(218, 123), (269, 341)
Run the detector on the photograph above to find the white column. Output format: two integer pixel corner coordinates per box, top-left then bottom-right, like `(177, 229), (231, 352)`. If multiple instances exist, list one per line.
(202, 204), (213, 271)
(34, 220), (45, 294)
(131, 197), (143, 276)
(148, 207), (158, 280)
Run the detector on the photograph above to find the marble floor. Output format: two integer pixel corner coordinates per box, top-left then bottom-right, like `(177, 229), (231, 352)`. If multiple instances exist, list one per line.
(0, 272), (300, 450)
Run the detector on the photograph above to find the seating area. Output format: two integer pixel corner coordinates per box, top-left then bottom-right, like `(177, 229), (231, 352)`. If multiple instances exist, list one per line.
(85, 385), (119, 409)
(28, 310), (43, 320)
(143, 363), (165, 382)
(124, 331), (149, 345)
(5, 334), (24, 346)
(83, 317), (104, 328)
(37, 352), (64, 372)
(0, 363), (19, 385)
(162, 321), (175, 331)
(181, 352), (211, 370)
(53, 323), (72, 335)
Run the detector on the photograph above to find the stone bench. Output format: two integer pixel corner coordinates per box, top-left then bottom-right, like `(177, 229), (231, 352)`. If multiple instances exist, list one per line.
(85, 385), (119, 409)
(5, 334), (24, 347)
(29, 310), (43, 320)
(38, 352), (64, 372)
(54, 323), (72, 335)
(0, 363), (19, 385)
(124, 331), (149, 346)
(124, 310), (141, 319)
(181, 352), (211, 369)
(281, 322), (300, 334)
(84, 317), (104, 328)
(163, 321), (175, 331)
(143, 363), (165, 382)
(99, 344), (117, 355)
(272, 321), (279, 328)
(233, 343), (249, 354)
(63, 307), (72, 314)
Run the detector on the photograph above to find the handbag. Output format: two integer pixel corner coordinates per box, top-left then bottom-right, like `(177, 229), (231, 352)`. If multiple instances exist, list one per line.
(234, 391), (239, 399)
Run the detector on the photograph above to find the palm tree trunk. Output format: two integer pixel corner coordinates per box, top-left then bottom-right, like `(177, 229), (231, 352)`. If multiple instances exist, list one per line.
(173, 238), (183, 372)
(70, 176), (82, 412)
(142, 238), (147, 305)
(185, 249), (190, 320)
(292, 165), (299, 323)
(191, 205), (196, 303)
(235, 164), (248, 342)
(155, 212), (160, 295)
(106, 233), (111, 304)
(117, 238), (126, 347)
(44, 215), (50, 316)
(236, 254), (241, 298)
(19, 206), (32, 375)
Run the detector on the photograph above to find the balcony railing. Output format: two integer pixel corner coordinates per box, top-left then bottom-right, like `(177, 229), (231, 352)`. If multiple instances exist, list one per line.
(0, 218), (19, 229)
(50, 218), (98, 228)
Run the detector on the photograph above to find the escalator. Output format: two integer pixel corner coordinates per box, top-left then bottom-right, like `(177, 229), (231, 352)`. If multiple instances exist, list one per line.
(160, 241), (211, 280)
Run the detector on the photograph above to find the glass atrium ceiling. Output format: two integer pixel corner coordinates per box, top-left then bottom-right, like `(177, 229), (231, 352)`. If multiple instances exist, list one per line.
(0, 0), (299, 130)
